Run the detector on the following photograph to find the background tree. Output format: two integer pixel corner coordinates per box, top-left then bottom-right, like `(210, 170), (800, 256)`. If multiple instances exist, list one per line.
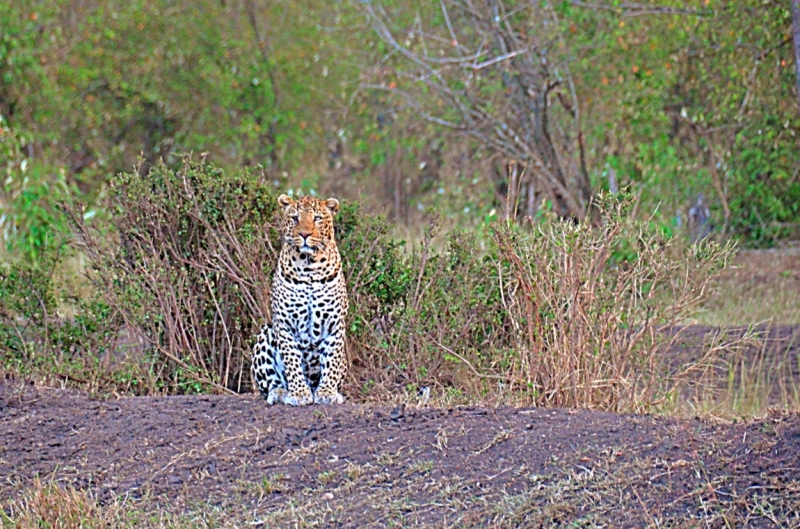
(0, 0), (798, 253)
(361, 0), (593, 220)
(792, 0), (800, 108)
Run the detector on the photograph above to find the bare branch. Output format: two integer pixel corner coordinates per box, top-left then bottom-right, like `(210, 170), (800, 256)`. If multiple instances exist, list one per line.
(360, 0), (594, 219)
(360, 84), (463, 129)
(467, 48), (532, 71)
(440, 0), (462, 56)
(568, 1), (712, 17)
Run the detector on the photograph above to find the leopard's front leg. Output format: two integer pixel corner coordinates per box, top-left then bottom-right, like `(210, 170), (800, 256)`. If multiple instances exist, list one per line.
(313, 328), (347, 405)
(251, 323), (289, 405)
(274, 325), (314, 406)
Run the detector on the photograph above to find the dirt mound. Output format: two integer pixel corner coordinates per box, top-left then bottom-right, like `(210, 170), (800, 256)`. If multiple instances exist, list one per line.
(1, 381), (799, 527)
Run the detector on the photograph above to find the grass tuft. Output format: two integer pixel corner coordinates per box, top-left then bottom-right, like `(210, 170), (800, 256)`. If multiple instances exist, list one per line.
(3, 478), (116, 529)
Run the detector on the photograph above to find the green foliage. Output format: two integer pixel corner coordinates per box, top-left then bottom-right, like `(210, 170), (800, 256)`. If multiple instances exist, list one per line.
(561, 0), (798, 245)
(0, 252), (58, 329)
(336, 201), (413, 308)
(728, 125), (800, 244)
(0, 247), (131, 391)
(342, 211), (509, 401)
(0, 4), (70, 264)
(1, 163), (72, 263)
(0, 0), (794, 247)
(0, 0), (367, 189)
(0, 4), (50, 109)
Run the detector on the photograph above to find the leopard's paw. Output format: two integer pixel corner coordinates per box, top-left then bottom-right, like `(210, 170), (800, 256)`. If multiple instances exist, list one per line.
(266, 388), (288, 405)
(314, 391), (344, 405)
(283, 392), (314, 406)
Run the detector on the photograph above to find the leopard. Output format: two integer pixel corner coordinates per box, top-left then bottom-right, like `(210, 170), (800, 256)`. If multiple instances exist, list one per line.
(251, 194), (349, 406)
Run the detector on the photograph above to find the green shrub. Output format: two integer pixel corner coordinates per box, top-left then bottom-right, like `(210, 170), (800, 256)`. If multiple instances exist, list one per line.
(0, 252), (59, 359)
(341, 210), (509, 401)
(0, 246), (134, 391)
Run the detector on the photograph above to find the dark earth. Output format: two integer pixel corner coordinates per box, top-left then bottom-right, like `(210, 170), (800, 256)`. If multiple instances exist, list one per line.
(2, 374), (799, 528)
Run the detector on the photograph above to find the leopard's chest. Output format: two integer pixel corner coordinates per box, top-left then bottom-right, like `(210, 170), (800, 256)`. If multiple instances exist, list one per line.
(272, 268), (344, 350)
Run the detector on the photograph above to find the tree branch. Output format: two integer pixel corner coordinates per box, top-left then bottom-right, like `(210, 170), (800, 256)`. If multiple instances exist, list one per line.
(568, 1), (712, 17)
(790, 0), (800, 109)
(360, 0), (592, 219)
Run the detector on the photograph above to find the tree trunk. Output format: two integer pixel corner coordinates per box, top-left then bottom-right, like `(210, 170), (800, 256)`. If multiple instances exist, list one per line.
(792, 0), (800, 109)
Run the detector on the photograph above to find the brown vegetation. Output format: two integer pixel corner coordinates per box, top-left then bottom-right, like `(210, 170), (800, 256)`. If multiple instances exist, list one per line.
(13, 162), (731, 414)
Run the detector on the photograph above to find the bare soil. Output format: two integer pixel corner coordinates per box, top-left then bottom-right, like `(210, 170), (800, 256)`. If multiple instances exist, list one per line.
(2, 375), (799, 527)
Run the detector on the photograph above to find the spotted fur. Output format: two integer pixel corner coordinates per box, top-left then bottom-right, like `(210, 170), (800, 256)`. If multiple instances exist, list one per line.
(251, 194), (349, 406)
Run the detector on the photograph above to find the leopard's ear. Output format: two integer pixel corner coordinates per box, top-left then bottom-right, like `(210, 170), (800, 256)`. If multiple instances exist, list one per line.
(325, 198), (340, 215)
(278, 194), (294, 211)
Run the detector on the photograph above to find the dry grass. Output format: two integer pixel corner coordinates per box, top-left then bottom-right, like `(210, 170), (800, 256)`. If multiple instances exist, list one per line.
(492, 193), (737, 412)
(696, 248), (800, 326)
(1, 478), (117, 529)
(680, 328), (800, 418)
(683, 248), (800, 417)
(478, 455), (800, 528)
(1, 477), (247, 528)
(244, 443), (800, 528)
(4, 452), (797, 529)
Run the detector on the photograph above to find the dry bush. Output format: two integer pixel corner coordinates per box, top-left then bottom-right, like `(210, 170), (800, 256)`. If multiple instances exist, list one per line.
(68, 158), (280, 394)
(346, 192), (736, 411)
(495, 193), (737, 411)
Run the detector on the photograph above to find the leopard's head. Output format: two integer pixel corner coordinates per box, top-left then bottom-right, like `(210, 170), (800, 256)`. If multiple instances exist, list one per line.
(278, 194), (340, 255)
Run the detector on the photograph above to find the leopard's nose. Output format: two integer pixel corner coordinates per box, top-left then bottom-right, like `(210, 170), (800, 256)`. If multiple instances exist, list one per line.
(298, 230), (312, 238)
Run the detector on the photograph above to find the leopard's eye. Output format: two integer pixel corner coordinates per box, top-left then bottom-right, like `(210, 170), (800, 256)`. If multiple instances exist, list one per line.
(291, 215), (299, 224)
(313, 215), (322, 222)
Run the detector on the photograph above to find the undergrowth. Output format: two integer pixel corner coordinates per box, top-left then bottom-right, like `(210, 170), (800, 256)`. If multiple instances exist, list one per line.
(344, 191), (738, 411)
(0, 245), (153, 395)
(66, 158), (281, 394)
(0, 159), (761, 412)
